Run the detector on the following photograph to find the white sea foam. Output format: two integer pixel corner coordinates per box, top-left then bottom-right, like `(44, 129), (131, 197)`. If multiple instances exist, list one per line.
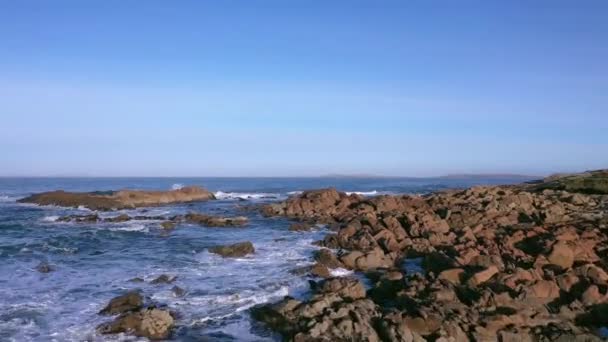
(287, 191), (303, 196)
(172, 183), (184, 190)
(106, 222), (148, 232)
(214, 191), (280, 200)
(42, 215), (59, 222)
(329, 267), (354, 277)
(345, 190), (379, 196)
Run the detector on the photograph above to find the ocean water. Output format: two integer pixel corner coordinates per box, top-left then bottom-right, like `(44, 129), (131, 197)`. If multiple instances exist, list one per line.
(0, 176), (531, 341)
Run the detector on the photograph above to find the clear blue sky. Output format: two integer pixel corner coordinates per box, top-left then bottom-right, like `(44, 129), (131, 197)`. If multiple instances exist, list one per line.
(1, 1), (606, 177)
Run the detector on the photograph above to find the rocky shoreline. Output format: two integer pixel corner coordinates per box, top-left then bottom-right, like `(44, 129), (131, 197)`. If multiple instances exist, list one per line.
(253, 171), (608, 341)
(17, 170), (608, 340)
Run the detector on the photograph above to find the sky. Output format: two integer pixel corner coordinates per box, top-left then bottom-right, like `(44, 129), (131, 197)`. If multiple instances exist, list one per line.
(0, 1), (607, 177)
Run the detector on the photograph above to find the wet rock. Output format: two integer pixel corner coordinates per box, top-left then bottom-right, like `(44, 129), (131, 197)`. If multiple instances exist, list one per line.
(160, 221), (176, 230)
(57, 214), (100, 223)
(105, 214), (131, 223)
(19, 186), (215, 210)
(150, 274), (177, 284)
(209, 241), (255, 257)
(313, 248), (344, 269)
(36, 261), (54, 273)
(97, 307), (174, 340)
(184, 213), (248, 227)
(288, 222), (312, 231)
(310, 263), (331, 278)
(171, 286), (186, 297)
(99, 291), (143, 315)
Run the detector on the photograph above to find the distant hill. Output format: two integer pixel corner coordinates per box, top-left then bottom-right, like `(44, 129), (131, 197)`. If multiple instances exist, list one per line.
(319, 173), (540, 180)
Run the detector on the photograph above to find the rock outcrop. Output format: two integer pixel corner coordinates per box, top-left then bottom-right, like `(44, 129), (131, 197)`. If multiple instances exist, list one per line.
(255, 171), (608, 340)
(183, 213), (248, 227)
(19, 186), (215, 210)
(97, 292), (174, 340)
(209, 241), (255, 257)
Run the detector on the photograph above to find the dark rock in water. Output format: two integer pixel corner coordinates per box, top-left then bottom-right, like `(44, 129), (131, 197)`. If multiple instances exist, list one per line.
(105, 214), (131, 223)
(36, 261), (54, 273)
(314, 248), (344, 269)
(289, 266), (312, 276)
(209, 241), (255, 258)
(57, 214), (100, 223)
(99, 291), (143, 315)
(288, 222), (312, 231)
(160, 221), (176, 230)
(150, 274), (177, 285)
(97, 307), (174, 340)
(183, 213), (248, 227)
(129, 277), (145, 283)
(18, 186), (215, 210)
(171, 286), (186, 297)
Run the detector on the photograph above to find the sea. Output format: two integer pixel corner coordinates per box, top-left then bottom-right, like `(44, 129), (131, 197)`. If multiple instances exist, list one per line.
(0, 176), (533, 341)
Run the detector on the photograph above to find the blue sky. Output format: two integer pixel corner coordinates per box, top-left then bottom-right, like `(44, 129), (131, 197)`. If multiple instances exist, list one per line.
(1, 1), (606, 177)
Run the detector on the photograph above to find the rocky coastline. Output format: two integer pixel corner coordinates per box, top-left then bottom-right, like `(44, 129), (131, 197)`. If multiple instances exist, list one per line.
(253, 171), (608, 341)
(17, 170), (608, 340)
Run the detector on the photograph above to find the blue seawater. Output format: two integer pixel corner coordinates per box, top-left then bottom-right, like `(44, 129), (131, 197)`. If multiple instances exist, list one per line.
(0, 176), (531, 341)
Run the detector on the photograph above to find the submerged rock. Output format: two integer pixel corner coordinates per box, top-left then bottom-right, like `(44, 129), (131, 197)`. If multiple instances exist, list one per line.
(150, 274), (177, 285)
(209, 241), (255, 257)
(183, 213), (248, 227)
(35, 261), (54, 273)
(18, 186), (215, 210)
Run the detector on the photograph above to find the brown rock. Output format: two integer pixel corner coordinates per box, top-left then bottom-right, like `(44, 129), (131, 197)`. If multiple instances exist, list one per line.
(547, 241), (574, 269)
(209, 241), (255, 258)
(467, 266), (499, 287)
(19, 186), (215, 210)
(438, 268), (465, 284)
(319, 277), (366, 299)
(160, 221), (176, 230)
(289, 222), (312, 231)
(184, 213), (248, 227)
(97, 308), (174, 340)
(99, 291), (143, 315)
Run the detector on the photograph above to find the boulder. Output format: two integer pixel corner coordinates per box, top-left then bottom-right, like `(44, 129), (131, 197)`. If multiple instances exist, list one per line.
(99, 292), (143, 315)
(97, 308), (174, 340)
(209, 241), (255, 257)
(318, 277), (366, 299)
(547, 241), (574, 269)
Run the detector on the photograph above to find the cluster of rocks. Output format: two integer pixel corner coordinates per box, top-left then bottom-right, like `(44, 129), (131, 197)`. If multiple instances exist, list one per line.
(97, 291), (175, 340)
(256, 171), (608, 340)
(54, 212), (249, 229)
(18, 186), (216, 210)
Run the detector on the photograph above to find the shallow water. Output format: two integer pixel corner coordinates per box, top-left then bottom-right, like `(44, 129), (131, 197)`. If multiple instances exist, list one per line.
(0, 176), (530, 341)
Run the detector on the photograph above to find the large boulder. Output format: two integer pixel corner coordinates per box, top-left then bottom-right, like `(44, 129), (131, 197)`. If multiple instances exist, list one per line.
(99, 292), (143, 315)
(97, 308), (174, 340)
(18, 186), (215, 210)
